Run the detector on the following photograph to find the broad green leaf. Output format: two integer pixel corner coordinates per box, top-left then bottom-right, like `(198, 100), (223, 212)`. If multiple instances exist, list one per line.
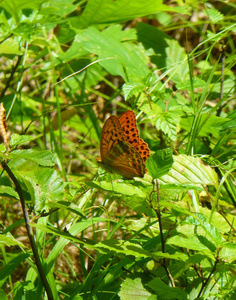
(76, 25), (149, 81)
(220, 242), (236, 263)
(176, 77), (207, 91)
(159, 155), (218, 186)
(147, 278), (188, 300)
(0, 186), (19, 199)
(77, 0), (185, 27)
(41, 0), (77, 16)
(0, 39), (23, 55)
(0, 144), (6, 153)
(0, 234), (26, 247)
(119, 277), (152, 300)
(9, 149), (56, 166)
(167, 222), (219, 257)
(0, 0), (44, 17)
(15, 167), (64, 211)
(88, 180), (147, 198)
(137, 23), (189, 85)
(146, 148), (173, 179)
(165, 39), (188, 85)
(0, 290), (7, 300)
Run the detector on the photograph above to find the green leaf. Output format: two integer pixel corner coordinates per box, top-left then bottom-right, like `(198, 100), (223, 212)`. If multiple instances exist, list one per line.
(0, 0), (44, 16)
(0, 234), (26, 247)
(94, 240), (151, 258)
(204, 7), (224, 23)
(0, 253), (30, 288)
(88, 180), (147, 198)
(10, 133), (36, 148)
(146, 148), (174, 179)
(0, 186), (19, 199)
(76, 25), (149, 81)
(137, 23), (189, 85)
(181, 114), (228, 138)
(165, 39), (188, 85)
(47, 200), (86, 219)
(15, 167), (64, 211)
(0, 290), (7, 300)
(141, 102), (184, 140)
(159, 155), (218, 186)
(9, 149), (56, 166)
(41, 0), (77, 16)
(77, 0), (181, 27)
(147, 278), (188, 300)
(119, 277), (152, 300)
(0, 39), (23, 55)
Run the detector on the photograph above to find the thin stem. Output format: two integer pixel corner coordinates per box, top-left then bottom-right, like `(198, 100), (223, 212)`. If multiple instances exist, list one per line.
(154, 179), (175, 287)
(2, 161), (54, 300)
(197, 251), (220, 298)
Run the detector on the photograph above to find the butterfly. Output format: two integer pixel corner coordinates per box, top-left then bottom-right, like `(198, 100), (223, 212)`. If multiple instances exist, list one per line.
(100, 110), (150, 179)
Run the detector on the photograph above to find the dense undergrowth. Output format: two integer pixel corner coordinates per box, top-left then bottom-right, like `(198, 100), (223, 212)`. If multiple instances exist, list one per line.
(0, 0), (236, 299)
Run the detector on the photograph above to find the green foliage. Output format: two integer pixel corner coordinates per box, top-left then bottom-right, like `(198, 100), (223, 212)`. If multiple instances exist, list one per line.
(0, 0), (235, 299)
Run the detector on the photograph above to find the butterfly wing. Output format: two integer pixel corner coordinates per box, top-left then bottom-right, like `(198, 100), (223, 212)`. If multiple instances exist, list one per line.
(119, 110), (140, 148)
(119, 110), (150, 162)
(100, 115), (127, 162)
(104, 140), (146, 178)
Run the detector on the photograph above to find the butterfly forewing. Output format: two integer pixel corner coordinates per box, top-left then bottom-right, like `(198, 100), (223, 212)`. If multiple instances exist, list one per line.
(119, 110), (140, 148)
(100, 115), (127, 161)
(119, 110), (150, 161)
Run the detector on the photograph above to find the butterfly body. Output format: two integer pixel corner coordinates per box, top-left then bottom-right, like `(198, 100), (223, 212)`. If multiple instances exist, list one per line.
(100, 111), (150, 179)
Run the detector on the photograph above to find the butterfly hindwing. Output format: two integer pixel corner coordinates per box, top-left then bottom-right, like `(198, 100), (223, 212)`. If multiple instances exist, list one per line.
(103, 140), (145, 178)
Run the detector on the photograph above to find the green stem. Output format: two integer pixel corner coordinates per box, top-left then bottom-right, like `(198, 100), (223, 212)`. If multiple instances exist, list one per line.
(2, 161), (54, 300)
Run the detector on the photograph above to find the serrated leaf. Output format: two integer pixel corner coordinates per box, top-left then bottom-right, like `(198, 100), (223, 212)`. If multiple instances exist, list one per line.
(141, 102), (182, 140)
(152, 251), (188, 261)
(15, 167), (64, 211)
(146, 148), (173, 179)
(9, 149), (56, 166)
(119, 277), (152, 300)
(166, 234), (214, 259)
(123, 81), (144, 100)
(204, 7), (224, 23)
(159, 155), (218, 186)
(94, 240), (151, 258)
(10, 133), (36, 148)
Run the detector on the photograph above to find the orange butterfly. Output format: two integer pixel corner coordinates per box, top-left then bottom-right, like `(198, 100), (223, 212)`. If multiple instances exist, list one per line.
(100, 110), (150, 179)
